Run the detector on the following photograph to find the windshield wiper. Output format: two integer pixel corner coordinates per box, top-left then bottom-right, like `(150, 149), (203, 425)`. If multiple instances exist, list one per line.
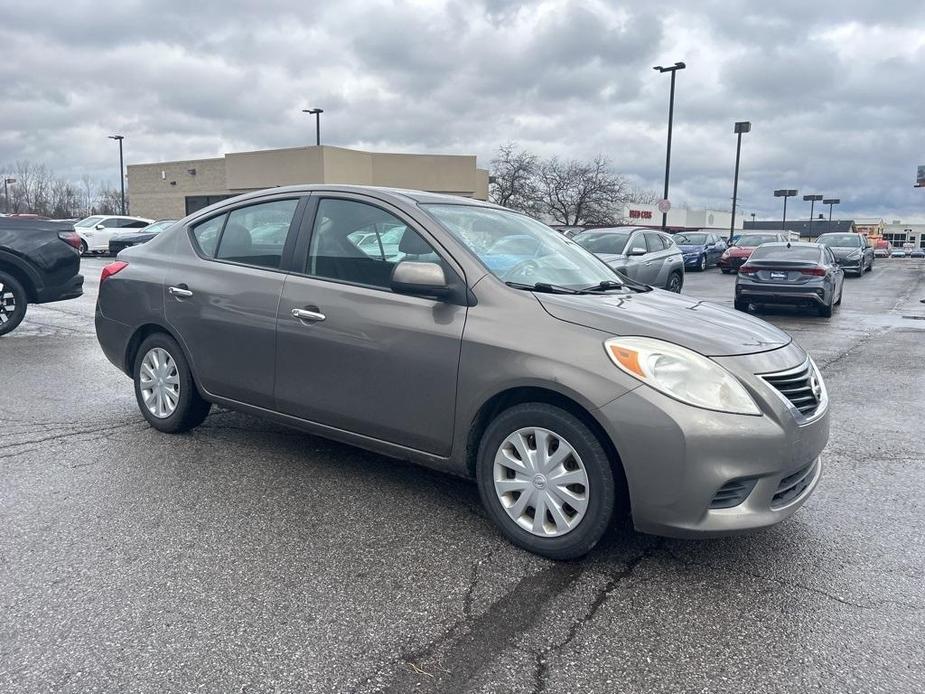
(505, 281), (586, 295)
(580, 279), (624, 292)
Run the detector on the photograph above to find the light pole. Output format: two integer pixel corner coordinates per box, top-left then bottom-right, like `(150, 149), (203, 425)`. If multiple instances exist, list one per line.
(302, 108), (324, 146)
(750, 212), (756, 223)
(653, 62), (686, 230)
(774, 189), (798, 230)
(823, 198), (840, 230)
(108, 135), (125, 215)
(729, 121), (751, 242)
(803, 194), (823, 237)
(3, 177), (15, 214)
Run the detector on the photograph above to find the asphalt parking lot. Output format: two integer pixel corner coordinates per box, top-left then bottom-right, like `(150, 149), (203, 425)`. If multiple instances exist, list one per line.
(2, 256), (924, 693)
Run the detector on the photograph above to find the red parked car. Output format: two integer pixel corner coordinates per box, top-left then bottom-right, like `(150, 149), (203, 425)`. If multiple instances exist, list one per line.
(719, 232), (790, 273)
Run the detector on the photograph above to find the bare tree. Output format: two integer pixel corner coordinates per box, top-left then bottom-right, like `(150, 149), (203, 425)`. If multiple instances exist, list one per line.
(488, 143), (539, 214)
(626, 185), (660, 205)
(80, 175), (95, 216)
(535, 155), (629, 226)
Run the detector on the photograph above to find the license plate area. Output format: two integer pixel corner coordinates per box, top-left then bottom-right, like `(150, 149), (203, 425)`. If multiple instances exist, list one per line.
(770, 271), (787, 280)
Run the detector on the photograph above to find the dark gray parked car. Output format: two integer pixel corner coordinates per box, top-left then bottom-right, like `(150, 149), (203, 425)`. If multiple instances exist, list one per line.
(735, 242), (845, 317)
(573, 227), (685, 292)
(96, 186), (828, 559)
(815, 232), (874, 276)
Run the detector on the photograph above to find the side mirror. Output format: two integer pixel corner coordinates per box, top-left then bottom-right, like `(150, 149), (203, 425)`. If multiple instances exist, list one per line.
(627, 246), (647, 257)
(95, 223), (106, 230)
(391, 261), (449, 299)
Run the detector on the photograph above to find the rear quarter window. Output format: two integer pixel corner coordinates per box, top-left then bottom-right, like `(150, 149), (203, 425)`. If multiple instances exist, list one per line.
(190, 214), (227, 257)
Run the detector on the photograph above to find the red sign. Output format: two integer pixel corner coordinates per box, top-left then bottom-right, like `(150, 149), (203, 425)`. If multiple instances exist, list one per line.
(628, 209), (653, 219)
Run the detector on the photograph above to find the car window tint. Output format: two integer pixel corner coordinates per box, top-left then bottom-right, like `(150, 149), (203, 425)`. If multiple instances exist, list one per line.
(123, 220), (148, 228)
(628, 234), (648, 254)
(101, 218), (121, 227)
(215, 199), (299, 269)
(750, 246), (822, 261)
(574, 232), (630, 255)
(308, 198), (439, 289)
(191, 214), (227, 257)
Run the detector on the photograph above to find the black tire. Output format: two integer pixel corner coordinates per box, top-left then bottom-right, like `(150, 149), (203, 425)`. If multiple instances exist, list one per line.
(476, 403), (617, 560)
(818, 301), (833, 318)
(721, 268), (732, 275)
(79, 240), (89, 255)
(666, 271), (683, 293)
(866, 259), (873, 272)
(133, 333), (211, 433)
(734, 298), (749, 312)
(697, 255), (706, 272)
(0, 270), (28, 337)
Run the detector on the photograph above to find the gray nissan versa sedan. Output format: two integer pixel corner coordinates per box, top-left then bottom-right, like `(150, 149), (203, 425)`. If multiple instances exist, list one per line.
(95, 185), (828, 560)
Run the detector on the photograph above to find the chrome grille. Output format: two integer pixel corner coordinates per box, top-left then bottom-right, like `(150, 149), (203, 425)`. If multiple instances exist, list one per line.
(771, 460), (818, 508)
(709, 478), (757, 509)
(760, 361), (821, 416)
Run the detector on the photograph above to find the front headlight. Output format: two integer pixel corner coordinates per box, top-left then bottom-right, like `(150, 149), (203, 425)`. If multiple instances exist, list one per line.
(604, 336), (761, 415)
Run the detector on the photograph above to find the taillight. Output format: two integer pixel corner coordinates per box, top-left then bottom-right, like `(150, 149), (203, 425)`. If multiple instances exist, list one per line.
(738, 264), (757, 275)
(100, 261), (128, 283)
(799, 267), (827, 277)
(58, 231), (81, 249)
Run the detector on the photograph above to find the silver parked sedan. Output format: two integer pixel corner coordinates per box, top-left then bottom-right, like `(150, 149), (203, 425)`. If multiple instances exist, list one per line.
(96, 186), (828, 560)
(572, 227), (685, 292)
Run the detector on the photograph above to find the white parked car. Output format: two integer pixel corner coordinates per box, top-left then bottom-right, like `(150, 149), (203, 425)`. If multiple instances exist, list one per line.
(74, 215), (154, 255)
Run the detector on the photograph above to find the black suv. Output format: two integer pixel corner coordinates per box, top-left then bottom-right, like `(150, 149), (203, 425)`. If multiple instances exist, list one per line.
(0, 218), (84, 336)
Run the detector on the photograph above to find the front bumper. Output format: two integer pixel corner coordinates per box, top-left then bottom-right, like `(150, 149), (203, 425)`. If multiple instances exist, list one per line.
(718, 256), (747, 270)
(595, 343), (829, 537)
(836, 259), (863, 273)
(682, 254), (703, 267)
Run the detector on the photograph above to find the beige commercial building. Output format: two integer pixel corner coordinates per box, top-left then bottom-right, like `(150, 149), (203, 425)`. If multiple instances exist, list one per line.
(127, 145), (490, 220)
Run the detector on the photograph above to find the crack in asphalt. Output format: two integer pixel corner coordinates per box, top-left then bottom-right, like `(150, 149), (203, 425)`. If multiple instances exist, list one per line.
(377, 561), (585, 693)
(529, 541), (664, 694)
(0, 419), (146, 460)
(664, 549), (923, 612)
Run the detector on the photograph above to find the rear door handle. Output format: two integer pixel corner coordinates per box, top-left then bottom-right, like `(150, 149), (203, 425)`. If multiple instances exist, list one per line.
(291, 307), (326, 323)
(169, 285), (193, 298)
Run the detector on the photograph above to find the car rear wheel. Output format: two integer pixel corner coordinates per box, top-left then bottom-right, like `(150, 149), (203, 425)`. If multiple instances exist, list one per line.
(476, 403), (616, 560)
(133, 333), (211, 433)
(666, 271), (683, 293)
(0, 271), (28, 337)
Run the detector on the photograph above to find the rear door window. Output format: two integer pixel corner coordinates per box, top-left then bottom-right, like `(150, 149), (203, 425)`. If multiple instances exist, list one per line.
(215, 199), (300, 269)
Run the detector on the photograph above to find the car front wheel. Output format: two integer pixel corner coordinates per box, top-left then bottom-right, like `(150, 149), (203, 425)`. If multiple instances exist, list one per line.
(476, 403), (617, 560)
(0, 270), (28, 337)
(133, 333), (211, 433)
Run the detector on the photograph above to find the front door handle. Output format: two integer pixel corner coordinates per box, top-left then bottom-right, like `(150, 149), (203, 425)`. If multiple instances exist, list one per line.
(291, 307), (326, 323)
(169, 285), (193, 298)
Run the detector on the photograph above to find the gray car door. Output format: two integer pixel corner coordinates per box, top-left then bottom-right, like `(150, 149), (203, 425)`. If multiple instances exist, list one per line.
(164, 196), (305, 409)
(622, 231), (649, 281)
(274, 195), (466, 456)
(640, 232), (668, 284)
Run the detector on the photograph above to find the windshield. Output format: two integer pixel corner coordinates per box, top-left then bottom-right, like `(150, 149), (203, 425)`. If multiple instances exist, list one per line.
(573, 232), (630, 255)
(817, 234), (860, 248)
(674, 233), (707, 245)
(421, 204), (620, 289)
(733, 234), (779, 247)
(749, 246), (821, 261)
(75, 216), (104, 228)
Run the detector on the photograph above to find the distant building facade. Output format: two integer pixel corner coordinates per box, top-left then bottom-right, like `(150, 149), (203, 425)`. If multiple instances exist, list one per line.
(744, 219), (856, 241)
(882, 221), (925, 249)
(616, 203), (745, 232)
(127, 145), (489, 220)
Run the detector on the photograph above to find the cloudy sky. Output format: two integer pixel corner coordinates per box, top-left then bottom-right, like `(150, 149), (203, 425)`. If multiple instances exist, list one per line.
(1, 0), (924, 220)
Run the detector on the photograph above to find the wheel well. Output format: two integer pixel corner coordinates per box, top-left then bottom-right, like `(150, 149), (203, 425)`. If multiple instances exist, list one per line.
(0, 261), (37, 302)
(465, 386), (630, 508)
(124, 323), (176, 374)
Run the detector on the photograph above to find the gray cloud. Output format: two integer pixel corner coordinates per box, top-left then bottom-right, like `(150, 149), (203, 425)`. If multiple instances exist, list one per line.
(0, 0), (922, 220)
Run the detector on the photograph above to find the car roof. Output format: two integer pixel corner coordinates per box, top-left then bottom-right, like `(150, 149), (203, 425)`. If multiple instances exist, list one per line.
(757, 241), (821, 248)
(576, 227), (646, 234)
(213, 184), (505, 210)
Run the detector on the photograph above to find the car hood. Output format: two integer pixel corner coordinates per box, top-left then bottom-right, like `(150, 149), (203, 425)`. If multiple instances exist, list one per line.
(678, 244), (706, 253)
(536, 290), (792, 357)
(726, 246), (754, 257)
(827, 246), (861, 258)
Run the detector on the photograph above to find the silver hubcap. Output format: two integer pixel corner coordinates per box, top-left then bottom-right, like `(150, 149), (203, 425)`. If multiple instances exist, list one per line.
(493, 427), (589, 537)
(139, 347), (180, 418)
(0, 282), (16, 325)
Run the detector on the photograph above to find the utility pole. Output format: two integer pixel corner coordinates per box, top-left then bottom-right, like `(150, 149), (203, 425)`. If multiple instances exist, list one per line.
(729, 121), (751, 242)
(653, 62), (686, 230)
(108, 135), (125, 215)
